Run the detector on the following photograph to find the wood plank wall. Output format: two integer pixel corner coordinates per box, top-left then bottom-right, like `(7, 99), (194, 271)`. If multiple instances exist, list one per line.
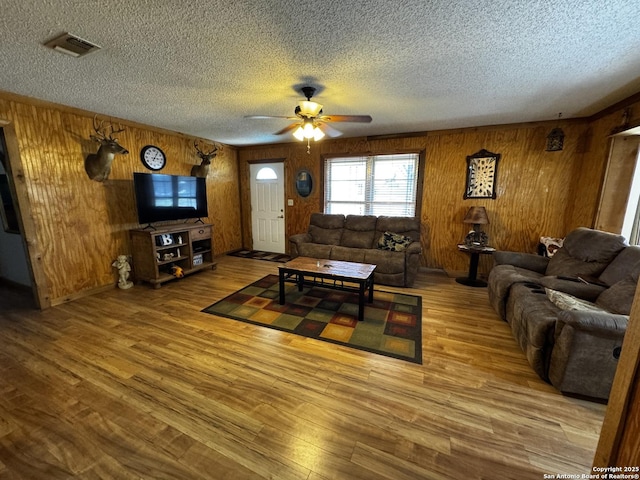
(0, 91), (242, 305)
(239, 119), (599, 275)
(2, 89), (638, 301)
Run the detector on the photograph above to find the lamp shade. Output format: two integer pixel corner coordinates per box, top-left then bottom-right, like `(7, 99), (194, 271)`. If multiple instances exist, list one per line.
(463, 206), (489, 225)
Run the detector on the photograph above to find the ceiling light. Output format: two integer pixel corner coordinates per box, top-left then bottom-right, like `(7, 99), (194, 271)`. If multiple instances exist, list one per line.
(292, 121), (325, 154)
(302, 122), (315, 139)
(294, 120), (324, 141)
(292, 126), (305, 141)
(298, 100), (323, 117)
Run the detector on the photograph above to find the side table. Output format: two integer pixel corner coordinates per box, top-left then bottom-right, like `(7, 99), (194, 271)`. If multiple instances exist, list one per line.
(456, 244), (496, 287)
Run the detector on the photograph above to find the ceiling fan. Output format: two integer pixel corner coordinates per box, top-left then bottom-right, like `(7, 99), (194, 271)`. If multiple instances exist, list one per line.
(245, 86), (372, 150)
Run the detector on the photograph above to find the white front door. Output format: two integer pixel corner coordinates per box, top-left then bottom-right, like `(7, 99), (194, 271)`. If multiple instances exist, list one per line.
(250, 162), (285, 253)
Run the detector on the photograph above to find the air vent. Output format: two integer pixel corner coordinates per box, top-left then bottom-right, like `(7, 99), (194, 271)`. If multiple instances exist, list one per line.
(44, 32), (101, 57)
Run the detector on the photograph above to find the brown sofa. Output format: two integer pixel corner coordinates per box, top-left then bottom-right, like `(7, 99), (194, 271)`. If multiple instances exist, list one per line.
(289, 213), (422, 287)
(487, 227), (639, 400)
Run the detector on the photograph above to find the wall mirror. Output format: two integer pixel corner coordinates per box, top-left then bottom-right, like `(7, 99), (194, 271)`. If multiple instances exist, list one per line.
(295, 170), (313, 197)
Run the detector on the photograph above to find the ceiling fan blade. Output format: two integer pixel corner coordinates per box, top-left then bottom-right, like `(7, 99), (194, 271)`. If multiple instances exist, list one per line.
(320, 114), (372, 123)
(317, 123), (343, 138)
(274, 123), (300, 135)
(244, 115), (299, 120)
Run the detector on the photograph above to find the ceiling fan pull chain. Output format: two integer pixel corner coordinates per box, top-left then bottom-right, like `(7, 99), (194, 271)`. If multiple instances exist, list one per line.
(306, 138), (311, 154)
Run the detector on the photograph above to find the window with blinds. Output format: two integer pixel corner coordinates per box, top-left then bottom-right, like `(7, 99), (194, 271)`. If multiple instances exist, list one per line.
(324, 153), (419, 216)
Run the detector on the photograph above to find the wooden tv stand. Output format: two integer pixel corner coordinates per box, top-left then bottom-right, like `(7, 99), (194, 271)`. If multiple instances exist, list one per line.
(130, 223), (216, 288)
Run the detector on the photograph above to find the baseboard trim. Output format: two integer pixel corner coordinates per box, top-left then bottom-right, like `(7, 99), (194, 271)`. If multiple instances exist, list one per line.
(50, 283), (116, 307)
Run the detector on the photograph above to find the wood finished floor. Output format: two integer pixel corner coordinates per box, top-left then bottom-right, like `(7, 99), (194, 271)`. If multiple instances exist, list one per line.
(0, 256), (606, 479)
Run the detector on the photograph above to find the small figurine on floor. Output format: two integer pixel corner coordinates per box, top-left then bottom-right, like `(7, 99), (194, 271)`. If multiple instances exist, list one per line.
(112, 254), (133, 289)
(171, 265), (184, 278)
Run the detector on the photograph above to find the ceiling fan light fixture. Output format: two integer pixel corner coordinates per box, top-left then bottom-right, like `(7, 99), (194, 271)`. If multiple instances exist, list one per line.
(293, 121), (324, 143)
(298, 100), (323, 117)
(303, 122), (315, 138)
(292, 126), (305, 141)
(313, 127), (325, 141)
(246, 84), (370, 151)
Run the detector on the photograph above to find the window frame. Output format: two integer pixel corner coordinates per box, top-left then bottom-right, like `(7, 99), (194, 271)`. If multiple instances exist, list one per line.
(321, 150), (424, 218)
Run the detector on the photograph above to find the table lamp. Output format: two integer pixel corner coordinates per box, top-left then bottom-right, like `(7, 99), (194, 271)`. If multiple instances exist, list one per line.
(463, 206), (489, 246)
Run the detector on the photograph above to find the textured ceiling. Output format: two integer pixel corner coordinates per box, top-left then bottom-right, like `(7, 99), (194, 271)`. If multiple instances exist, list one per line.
(1, 0), (639, 146)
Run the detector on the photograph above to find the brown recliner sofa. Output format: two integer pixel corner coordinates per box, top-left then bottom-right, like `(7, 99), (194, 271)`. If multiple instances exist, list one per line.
(289, 213), (422, 287)
(487, 227), (639, 400)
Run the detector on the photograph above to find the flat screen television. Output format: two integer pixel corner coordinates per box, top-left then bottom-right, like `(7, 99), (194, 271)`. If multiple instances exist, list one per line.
(133, 172), (208, 225)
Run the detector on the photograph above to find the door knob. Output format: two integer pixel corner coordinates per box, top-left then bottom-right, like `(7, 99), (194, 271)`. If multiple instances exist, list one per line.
(277, 215), (284, 218)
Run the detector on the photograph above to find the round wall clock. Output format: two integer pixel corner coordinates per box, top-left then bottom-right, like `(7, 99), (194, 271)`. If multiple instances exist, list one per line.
(140, 145), (166, 171)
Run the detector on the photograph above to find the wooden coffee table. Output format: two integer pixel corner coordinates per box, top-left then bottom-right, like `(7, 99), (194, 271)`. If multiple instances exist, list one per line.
(278, 257), (376, 321)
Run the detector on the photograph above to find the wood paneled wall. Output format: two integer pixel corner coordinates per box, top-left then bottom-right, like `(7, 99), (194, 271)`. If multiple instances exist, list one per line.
(239, 120), (594, 275)
(2, 89), (636, 302)
(0, 91), (242, 305)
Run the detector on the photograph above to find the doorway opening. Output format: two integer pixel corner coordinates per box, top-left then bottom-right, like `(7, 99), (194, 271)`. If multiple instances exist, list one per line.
(0, 128), (35, 307)
(621, 138), (640, 244)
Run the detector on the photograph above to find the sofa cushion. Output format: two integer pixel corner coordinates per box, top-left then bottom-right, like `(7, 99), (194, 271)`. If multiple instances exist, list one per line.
(341, 215), (377, 248)
(308, 213), (345, 245)
(374, 216), (420, 246)
(309, 212), (345, 229)
(329, 245), (366, 263)
(545, 227), (626, 277)
(298, 243), (333, 259)
(377, 231), (413, 251)
(545, 288), (605, 313)
(309, 225), (343, 245)
(596, 276), (638, 315)
(599, 246), (640, 287)
(538, 276), (606, 302)
(363, 248), (405, 273)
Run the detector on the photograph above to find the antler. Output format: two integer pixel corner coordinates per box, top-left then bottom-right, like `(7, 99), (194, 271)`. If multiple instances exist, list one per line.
(194, 140), (220, 159)
(91, 115), (125, 143)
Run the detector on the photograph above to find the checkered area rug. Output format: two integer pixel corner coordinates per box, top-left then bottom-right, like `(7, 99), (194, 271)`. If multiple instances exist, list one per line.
(202, 274), (422, 364)
(227, 250), (291, 263)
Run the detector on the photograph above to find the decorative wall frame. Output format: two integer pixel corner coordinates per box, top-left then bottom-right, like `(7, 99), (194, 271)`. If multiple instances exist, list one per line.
(295, 169), (313, 197)
(464, 149), (500, 199)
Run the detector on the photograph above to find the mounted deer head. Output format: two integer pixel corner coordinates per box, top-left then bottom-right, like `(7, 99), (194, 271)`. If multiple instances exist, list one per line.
(190, 140), (220, 178)
(84, 116), (129, 182)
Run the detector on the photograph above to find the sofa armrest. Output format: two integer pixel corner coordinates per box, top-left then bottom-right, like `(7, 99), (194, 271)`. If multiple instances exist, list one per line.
(550, 309), (627, 399)
(493, 251), (549, 273)
(557, 310), (628, 338)
(289, 233), (311, 258)
(403, 241), (422, 287)
(289, 233), (311, 245)
(406, 241), (422, 254)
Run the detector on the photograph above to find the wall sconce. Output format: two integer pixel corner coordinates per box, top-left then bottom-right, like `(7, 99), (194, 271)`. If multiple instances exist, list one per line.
(546, 113), (565, 152)
(463, 206), (489, 246)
